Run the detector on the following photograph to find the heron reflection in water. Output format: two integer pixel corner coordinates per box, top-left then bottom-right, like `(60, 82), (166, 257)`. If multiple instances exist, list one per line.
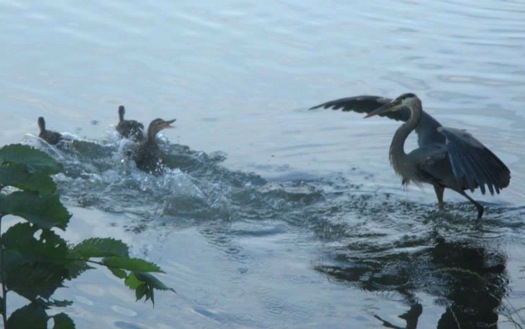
(311, 93), (510, 218)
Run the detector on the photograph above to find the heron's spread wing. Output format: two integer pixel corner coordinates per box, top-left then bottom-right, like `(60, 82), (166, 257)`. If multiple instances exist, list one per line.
(438, 127), (510, 195)
(310, 96), (411, 122)
(310, 95), (446, 147)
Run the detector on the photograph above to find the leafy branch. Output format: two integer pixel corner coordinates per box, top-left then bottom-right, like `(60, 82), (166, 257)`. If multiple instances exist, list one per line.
(0, 144), (174, 328)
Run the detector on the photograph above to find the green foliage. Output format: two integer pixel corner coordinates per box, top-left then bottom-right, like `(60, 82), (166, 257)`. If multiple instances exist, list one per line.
(0, 144), (62, 176)
(70, 238), (129, 258)
(102, 257), (163, 273)
(52, 313), (75, 329)
(133, 272), (176, 304)
(2, 223), (70, 301)
(6, 303), (48, 329)
(0, 166), (57, 195)
(0, 144), (174, 328)
(0, 192), (71, 230)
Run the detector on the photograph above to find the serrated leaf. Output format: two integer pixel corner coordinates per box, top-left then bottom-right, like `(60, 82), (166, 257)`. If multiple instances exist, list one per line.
(124, 272), (141, 290)
(0, 165), (56, 194)
(71, 238), (129, 259)
(64, 260), (93, 280)
(4, 250), (69, 300)
(1, 222), (38, 249)
(53, 312), (76, 329)
(134, 272), (175, 292)
(0, 144), (62, 175)
(102, 257), (163, 273)
(126, 272), (175, 305)
(3, 223), (68, 260)
(135, 282), (148, 300)
(0, 191), (71, 229)
(109, 267), (128, 279)
(2, 223), (72, 300)
(124, 273), (153, 303)
(7, 303), (48, 329)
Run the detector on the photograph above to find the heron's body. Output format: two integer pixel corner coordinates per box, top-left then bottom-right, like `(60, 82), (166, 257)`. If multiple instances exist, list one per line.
(311, 93), (510, 218)
(38, 117), (62, 145)
(134, 118), (176, 174)
(116, 105), (144, 141)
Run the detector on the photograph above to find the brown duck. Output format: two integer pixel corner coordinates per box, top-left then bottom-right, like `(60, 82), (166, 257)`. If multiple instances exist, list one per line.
(134, 118), (176, 174)
(116, 105), (144, 141)
(38, 117), (62, 145)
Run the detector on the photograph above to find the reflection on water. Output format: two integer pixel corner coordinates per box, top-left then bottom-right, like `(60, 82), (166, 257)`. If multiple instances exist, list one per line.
(23, 132), (522, 327)
(3, 0), (525, 327)
(374, 303), (422, 329)
(317, 235), (507, 329)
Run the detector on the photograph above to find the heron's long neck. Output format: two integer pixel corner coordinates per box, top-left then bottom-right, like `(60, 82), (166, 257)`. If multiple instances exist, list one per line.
(389, 103), (422, 178)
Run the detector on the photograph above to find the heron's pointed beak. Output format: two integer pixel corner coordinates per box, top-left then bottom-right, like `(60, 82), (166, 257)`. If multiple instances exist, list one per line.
(364, 101), (402, 118)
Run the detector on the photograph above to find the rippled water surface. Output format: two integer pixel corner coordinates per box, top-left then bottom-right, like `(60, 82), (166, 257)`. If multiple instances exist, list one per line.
(1, 1), (525, 328)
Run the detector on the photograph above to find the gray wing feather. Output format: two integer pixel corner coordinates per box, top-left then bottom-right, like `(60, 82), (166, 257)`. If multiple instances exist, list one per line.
(438, 127), (510, 195)
(310, 96), (411, 122)
(310, 95), (444, 147)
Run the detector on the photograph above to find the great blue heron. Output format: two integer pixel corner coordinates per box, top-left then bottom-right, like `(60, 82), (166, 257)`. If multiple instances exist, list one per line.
(311, 93), (511, 218)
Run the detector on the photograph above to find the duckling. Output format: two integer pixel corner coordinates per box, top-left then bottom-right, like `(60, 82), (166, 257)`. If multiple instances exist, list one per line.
(134, 118), (176, 174)
(38, 117), (62, 145)
(116, 105), (144, 141)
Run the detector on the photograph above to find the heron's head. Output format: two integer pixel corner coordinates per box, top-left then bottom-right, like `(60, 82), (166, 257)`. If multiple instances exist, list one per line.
(147, 118), (176, 140)
(365, 93), (420, 118)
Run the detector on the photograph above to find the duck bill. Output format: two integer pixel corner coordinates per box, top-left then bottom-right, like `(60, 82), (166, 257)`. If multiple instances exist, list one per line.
(364, 101), (402, 118)
(164, 119), (176, 128)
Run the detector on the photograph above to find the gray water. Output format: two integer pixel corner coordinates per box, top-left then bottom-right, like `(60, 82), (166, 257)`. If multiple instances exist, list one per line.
(1, 1), (525, 328)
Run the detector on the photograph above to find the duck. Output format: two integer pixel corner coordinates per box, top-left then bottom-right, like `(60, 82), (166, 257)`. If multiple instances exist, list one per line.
(133, 118), (176, 174)
(116, 105), (144, 141)
(38, 117), (62, 145)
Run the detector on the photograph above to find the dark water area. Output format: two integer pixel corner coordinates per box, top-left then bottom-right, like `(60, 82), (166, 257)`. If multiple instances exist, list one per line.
(20, 129), (524, 328)
(2, 0), (525, 328)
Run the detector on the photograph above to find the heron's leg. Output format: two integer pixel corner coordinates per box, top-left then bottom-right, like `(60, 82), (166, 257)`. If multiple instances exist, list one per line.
(433, 185), (445, 209)
(457, 191), (484, 219)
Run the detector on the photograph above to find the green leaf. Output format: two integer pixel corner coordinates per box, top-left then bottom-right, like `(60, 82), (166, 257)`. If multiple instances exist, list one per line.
(3, 248), (69, 301)
(8, 227), (94, 282)
(134, 272), (175, 292)
(0, 191), (71, 229)
(125, 273), (154, 304)
(53, 312), (76, 329)
(3, 223), (68, 260)
(108, 267), (128, 279)
(63, 260), (93, 281)
(0, 165), (57, 194)
(124, 272), (141, 290)
(7, 302), (48, 329)
(0, 144), (62, 175)
(71, 238), (129, 259)
(125, 272), (175, 305)
(135, 282), (148, 300)
(2, 223), (72, 300)
(1, 222), (38, 248)
(102, 257), (163, 273)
